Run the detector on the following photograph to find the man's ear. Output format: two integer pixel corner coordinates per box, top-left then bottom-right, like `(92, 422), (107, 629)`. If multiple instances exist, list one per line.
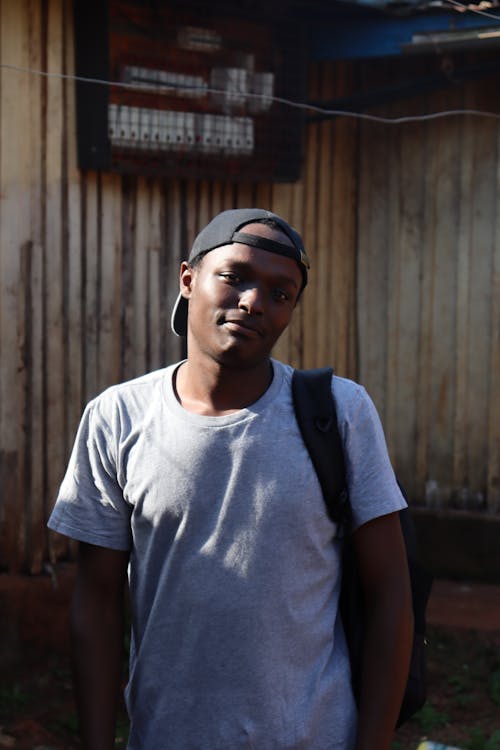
(179, 261), (195, 300)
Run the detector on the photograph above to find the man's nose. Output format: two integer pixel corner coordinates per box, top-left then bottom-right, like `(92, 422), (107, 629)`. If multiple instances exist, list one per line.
(238, 285), (264, 315)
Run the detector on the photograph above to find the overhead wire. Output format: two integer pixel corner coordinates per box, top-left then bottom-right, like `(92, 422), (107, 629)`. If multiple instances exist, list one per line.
(1, 61), (499, 124)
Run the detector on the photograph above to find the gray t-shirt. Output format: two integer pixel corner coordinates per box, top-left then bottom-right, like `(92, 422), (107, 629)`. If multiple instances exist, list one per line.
(48, 359), (406, 750)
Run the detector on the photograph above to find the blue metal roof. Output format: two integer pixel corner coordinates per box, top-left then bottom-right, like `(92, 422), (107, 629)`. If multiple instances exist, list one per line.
(309, 11), (500, 58)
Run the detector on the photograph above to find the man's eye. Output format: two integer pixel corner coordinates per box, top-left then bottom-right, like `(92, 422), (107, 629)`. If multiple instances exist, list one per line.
(219, 272), (241, 283)
(272, 288), (290, 302)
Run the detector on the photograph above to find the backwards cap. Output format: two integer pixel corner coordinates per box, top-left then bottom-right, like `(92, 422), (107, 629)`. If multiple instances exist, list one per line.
(171, 208), (309, 337)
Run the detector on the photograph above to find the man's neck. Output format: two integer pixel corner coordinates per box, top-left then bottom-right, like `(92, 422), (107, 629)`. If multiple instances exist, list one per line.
(174, 358), (273, 416)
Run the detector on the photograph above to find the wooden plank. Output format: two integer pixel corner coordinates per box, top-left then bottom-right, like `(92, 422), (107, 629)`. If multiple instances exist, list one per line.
(20, 2), (40, 571)
(133, 176), (149, 378)
(148, 180), (162, 371)
(235, 181), (253, 211)
(209, 180), (224, 219)
(0, 1), (22, 568)
(61, 0), (79, 563)
(83, 171), (100, 400)
(198, 179), (211, 230)
(414, 119), (436, 506)
(45, 0), (68, 563)
(0, 1), (54, 571)
(64, 0), (83, 454)
(487, 122), (500, 512)
(333, 127), (358, 380)
(466, 110), (497, 501)
(163, 179), (184, 365)
(383, 80), (428, 490)
(185, 178), (199, 252)
(383, 109), (401, 465)
(388, 120), (425, 498)
(221, 180), (236, 211)
(27, 0), (46, 572)
(330, 61), (357, 379)
(301, 63), (320, 369)
(121, 175), (137, 381)
(425, 90), (461, 505)
(286, 143), (308, 369)
(357, 118), (391, 416)
(99, 173), (122, 389)
(453, 101), (474, 499)
(315, 62), (334, 369)
(253, 182), (270, 212)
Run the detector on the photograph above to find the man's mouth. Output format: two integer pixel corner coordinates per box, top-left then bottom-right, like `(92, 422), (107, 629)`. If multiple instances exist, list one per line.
(222, 317), (263, 338)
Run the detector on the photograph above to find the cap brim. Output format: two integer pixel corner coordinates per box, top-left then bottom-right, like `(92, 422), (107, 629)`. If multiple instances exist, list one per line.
(171, 293), (188, 337)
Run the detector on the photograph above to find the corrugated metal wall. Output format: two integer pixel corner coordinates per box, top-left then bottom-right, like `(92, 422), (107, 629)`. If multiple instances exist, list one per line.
(0, 1), (498, 573)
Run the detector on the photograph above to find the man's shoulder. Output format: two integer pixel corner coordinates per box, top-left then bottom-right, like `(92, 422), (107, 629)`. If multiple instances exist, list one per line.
(88, 364), (177, 415)
(331, 373), (366, 402)
(284, 363), (367, 403)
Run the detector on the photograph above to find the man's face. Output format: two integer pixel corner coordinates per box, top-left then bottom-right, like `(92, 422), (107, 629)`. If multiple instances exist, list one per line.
(180, 223), (303, 369)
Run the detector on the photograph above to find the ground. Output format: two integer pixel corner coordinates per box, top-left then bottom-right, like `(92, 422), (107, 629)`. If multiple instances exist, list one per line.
(1, 569), (499, 749)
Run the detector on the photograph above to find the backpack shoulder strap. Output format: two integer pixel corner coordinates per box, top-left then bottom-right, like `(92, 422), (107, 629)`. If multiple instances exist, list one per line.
(291, 367), (349, 525)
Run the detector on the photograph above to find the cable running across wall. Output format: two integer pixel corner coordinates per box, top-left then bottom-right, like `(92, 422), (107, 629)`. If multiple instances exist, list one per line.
(1, 61), (500, 124)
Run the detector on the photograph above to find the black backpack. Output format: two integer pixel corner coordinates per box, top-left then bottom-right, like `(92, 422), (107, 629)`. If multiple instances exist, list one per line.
(291, 367), (433, 728)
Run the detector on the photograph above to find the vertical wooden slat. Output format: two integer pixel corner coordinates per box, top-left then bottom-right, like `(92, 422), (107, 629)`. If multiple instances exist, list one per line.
(357, 119), (391, 415)
(64, 0), (83, 446)
(414, 117), (435, 505)
(466, 113), (497, 500)
(83, 171), (99, 401)
(45, 0), (67, 563)
(28, 0), (46, 571)
(384, 111), (401, 465)
(429, 106), (459, 500)
(288, 151), (307, 367)
(133, 176), (149, 378)
(148, 181), (162, 371)
(488, 123), (500, 511)
(453, 105), (473, 499)
(121, 175), (137, 381)
(185, 178), (199, 253)
(315, 63), (334, 369)
(164, 180), (184, 365)
(0, 2), (29, 569)
(198, 180), (212, 230)
(329, 61), (357, 379)
(209, 180), (224, 219)
(235, 181), (253, 210)
(385, 117), (425, 492)
(59, 0), (81, 565)
(3, 2), (52, 567)
(301, 64), (321, 369)
(99, 173), (122, 389)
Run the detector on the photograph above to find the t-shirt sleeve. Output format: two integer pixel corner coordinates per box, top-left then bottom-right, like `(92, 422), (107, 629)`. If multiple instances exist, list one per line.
(333, 379), (407, 531)
(47, 396), (132, 550)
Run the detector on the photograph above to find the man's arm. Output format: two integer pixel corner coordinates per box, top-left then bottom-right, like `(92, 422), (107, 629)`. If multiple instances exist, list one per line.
(71, 541), (130, 750)
(352, 511), (414, 750)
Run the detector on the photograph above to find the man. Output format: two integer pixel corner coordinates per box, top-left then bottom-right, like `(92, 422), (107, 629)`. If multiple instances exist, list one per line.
(48, 208), (413, 750)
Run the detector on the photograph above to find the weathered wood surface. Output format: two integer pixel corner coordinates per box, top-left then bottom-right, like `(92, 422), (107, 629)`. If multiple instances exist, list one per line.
(356, 58), (500, 513)
(0, 2), (499, 572)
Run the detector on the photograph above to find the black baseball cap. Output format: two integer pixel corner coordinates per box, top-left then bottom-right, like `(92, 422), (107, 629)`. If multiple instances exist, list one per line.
(171, 208), (310, 337)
